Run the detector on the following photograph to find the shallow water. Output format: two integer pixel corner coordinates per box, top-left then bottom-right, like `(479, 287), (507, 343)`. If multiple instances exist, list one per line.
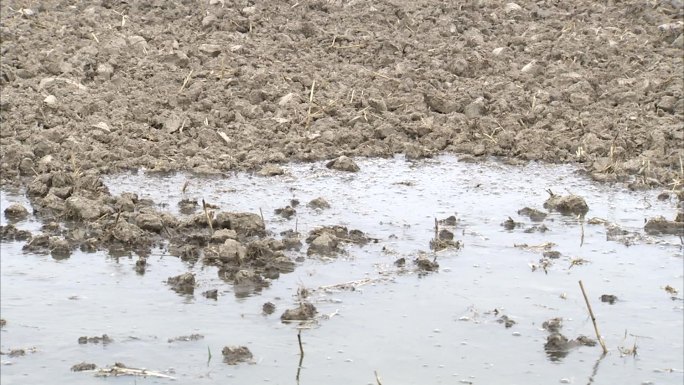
(1, 155), (682, 385)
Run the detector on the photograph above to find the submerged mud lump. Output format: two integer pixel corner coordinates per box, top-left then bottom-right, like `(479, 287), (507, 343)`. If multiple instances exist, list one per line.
(167, 272), (196, 295)
(307, 197), (330, 210)
(222, 346), (253, 365)
(71, 362), (97, 372)
(281, 302), (317, 321)
(0, 224), (32, 241)
(517, 207), (548, 222)
(543, 190), (589, 216)
(4, 203), (29, 220)
(644, 216), (684, 235)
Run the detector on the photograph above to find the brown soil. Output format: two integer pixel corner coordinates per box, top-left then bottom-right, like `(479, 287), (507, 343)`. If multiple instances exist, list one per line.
(1, 0), (682, 188)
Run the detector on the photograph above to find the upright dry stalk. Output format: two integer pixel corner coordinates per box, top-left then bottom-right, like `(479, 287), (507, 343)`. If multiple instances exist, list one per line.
(306, 80), (316, 127)
(202, 199), (214, 235)
(297, 330), (304, 358)
(579, 280), (608, 354)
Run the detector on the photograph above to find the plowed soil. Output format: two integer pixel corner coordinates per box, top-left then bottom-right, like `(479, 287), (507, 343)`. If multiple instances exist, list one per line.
(1, 0), (683, 188)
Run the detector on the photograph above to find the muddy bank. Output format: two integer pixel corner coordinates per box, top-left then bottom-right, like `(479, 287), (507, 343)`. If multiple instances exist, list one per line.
(0, 0), (683, 191)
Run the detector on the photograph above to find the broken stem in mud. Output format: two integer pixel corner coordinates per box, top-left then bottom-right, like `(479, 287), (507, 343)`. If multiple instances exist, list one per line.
(579, 280), (608, 354)
(434, 217), (439, 241)
(374, 370), (383, 385)
(296, 329), (305, 383)
(202, 199), (214, 235)
(297, 329), (304, 358)
(306, 80), (316, 128)
(259, 207), (265, 223)
(178, 69), (193, 94)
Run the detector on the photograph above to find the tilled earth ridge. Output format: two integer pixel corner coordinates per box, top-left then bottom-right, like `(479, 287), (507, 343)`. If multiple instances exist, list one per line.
(0, 0), (682, 189)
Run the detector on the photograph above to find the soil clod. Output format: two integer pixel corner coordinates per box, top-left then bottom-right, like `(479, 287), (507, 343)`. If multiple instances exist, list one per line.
(281, 302), (317, 322)
(78, 334), (112, 344)
(262, 302), (276, 315)
(644, 216), (684, 235)
(307, 197), (331, 210)
(167, 272), (196, 295)
(326, 156), (360, 172)
(71, 362), (97, 372)
(543, 190), (589, 216)
(600, 294), (618, 304)
(168, 334), (204, 343)
(203, 289), (218, 299)
(222, 346), (254, 365)
(4, 203), (29, 220)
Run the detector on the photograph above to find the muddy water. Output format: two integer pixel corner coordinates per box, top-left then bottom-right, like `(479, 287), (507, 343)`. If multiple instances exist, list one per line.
(1, 155), (682, 385)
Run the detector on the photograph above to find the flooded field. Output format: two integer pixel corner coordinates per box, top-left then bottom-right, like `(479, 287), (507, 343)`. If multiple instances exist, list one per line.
(1, 155), (682, 385)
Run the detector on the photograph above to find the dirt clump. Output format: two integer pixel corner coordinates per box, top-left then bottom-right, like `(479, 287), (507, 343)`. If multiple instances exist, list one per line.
(214, 212), (266, 237)
(543, 190), (589, 216)
(0, 319), (6, 327)
(71, 362), (97, 372)
(281, 302), (317, 322)
(600, 294), (618, 304)
(496, 315), (517, 328)
(305, 225), (370, 256)
(274, 206), (296, 219)
(78, 334), (112, 344)
(0, 224), (32, 241)
(517, 207), (547, 222)
(326, 156), (360, 172)
(644, 216), (684, 235)
(168, 334), (204, 343)
(4, 203), (29, 220)
(307, 197), (331, 210)
(167, 272), (196, 295)
(222, 346), (254, 365)
(203, 289), (218, 299)
(262, 302), (276, 315)
(414, 255), (439, 272)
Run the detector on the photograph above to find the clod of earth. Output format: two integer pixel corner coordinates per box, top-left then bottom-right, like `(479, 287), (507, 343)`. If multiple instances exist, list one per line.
(213, 212), (266, 237)
(167, 272), (196, 295)
(305, 225), (370, 256)
(274, 206), (296, 219)
(497, 315), (516, 328)
(0, 319), (6, 327)
(257, 164), (285, 176)
(394, 257), (406, 267)
(307, 197), (331, 210)
(326, 156), (360, 172)
(543, 190), (589, 216)
(49, 236), (71, 259)
(542, 317), (563, 333)
(600, 294), (618, 304)
(542, 315), (597, 362)
(168, 334), (204, 343)
(4, 203), (29, 220)
(429, 237), (461, 251)
(644, 216), (684, 235)
(438, 215), (458, 226)
(414, 255), (439, 272)
(438, 229), (454, 241)
(203, 289), (218, 299)
(542, 250), (562, 259)
(210, 229), (238, 243)
(178, 199), (199, 214)
(524, 224), (549, 233)
(222, 346), (254, 365)
(78, 334), (112, 344)
(281, 302), (317, 322)
(517, 207), (548, 222)
(0, 225), (32, 241)
(502, 216), (522, 230)
(262, 302), (276, 315)
(134, 258), (146, 274)
(71, 362), (97, 372)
